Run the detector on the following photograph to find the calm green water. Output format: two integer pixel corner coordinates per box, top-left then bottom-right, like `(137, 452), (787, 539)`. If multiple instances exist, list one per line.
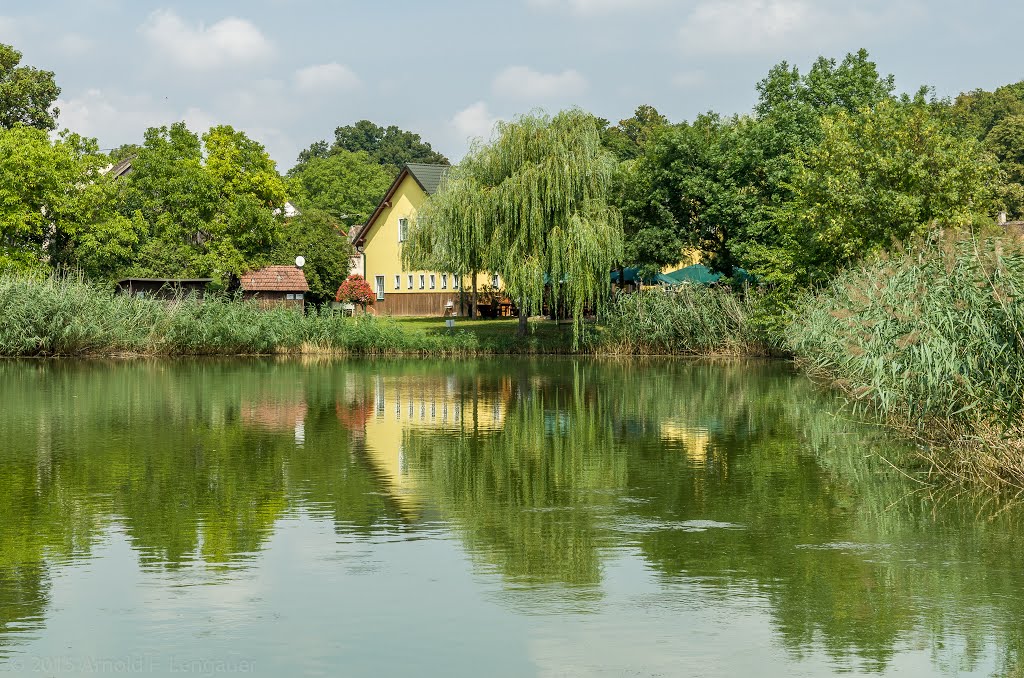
(0, 358), (1022, 677)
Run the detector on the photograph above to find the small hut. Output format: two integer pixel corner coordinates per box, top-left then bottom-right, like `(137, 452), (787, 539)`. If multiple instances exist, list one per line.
(240, 265), (309, 309)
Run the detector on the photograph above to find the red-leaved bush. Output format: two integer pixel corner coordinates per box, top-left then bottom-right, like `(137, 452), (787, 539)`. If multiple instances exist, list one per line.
(336, 275), (375, 307)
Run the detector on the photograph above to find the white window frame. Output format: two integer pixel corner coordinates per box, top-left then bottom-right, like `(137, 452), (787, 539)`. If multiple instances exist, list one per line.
(419, 274), (425, 290)
(394, 275), (401, 290)
(429, 274), (436, 290)
(492, 274), (500, 288)
(441, 274), (448, 290)
(453, 276), (460, 290)
(407, 274), (414, 290)
(375, 275), (385, 301)
(398, 218), (409, 243)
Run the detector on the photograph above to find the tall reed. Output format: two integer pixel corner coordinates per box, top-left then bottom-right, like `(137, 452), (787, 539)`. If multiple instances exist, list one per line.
(788, 229), (1024, 489)
(598, 285), (779, 356)
(0, 273), (481, 357)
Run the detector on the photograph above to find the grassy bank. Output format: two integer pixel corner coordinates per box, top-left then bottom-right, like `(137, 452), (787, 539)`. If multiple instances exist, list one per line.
(0, 274), (580, 357)
(788, 230), (1024, 491)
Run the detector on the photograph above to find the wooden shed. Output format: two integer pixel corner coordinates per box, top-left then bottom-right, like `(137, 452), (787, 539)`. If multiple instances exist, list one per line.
(240, 266), (309, 309)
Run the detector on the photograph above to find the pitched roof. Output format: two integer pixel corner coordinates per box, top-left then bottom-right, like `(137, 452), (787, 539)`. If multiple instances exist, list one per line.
(352, 163), (450, 246)
(240, 266), (309, 292)
(405, 163), (448, 195)
(106, 157), (135, 179)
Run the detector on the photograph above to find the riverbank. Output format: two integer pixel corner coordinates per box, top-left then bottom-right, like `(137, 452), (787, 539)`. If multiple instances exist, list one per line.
(4, 234), (1023, 494)
(789, 229), (1024, 492)
(0, 274), (584, 357)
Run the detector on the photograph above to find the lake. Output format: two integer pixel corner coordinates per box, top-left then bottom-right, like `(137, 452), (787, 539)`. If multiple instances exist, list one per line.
(0, 358), (1022, 677)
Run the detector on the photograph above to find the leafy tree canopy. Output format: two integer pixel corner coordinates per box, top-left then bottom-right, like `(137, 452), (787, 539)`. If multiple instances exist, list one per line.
(985, 114), (1024, 218)
(951, 81), (1024, 139)
(774, 99), (996, 285)
(297, 120), (448, 174)
(600, 105), (669, 161)
(271, 209), (353, 304)
(0, 43), (60, 131)
(407, 110), (622, 342)
(0, 126), (111, 272)
(286, 149), (394, 227)
(113, 122), (287, 283)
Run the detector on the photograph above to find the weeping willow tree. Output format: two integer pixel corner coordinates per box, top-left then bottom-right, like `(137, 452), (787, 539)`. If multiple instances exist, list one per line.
(402, 162), (491, 318)
(405, 109), (623, 342)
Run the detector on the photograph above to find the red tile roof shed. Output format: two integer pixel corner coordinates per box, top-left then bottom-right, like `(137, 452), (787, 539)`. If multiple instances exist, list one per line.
(240, 266), (309, 292)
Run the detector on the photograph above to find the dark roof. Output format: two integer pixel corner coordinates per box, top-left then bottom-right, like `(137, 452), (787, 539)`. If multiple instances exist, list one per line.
(107, 157), (135, 179)
(352, 163), (450, 246)
(405, 163), (448, 195)
(240, 266), (309, 292)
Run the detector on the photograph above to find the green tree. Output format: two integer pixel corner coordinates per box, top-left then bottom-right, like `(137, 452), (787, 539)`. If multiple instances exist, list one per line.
(0, 43), (60, 131)
(114, 122), (286, 283)
(600, 104), (669, 161)
(286, 150), (394, 227)
(331, 120), (448, 169)
(780, 100), (996, 285)
(0, 126), (110, 272)
(951, 81), (1024, 139)
(407, 110), (622, 341)
(985, 114), (1024, 218)
(298, 120), (448, 174)
(203, 125), (287, 209)
(624, 114), (766, 276)
(272, 209), (353, 304)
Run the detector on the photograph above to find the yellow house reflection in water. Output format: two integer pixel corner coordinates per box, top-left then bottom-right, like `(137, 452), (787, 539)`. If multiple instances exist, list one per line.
(354, 374), (511, 520)
(659, 422), (714, 465)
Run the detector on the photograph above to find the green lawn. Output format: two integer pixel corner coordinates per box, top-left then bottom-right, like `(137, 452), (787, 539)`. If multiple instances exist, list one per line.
(392, 316), (584, 353)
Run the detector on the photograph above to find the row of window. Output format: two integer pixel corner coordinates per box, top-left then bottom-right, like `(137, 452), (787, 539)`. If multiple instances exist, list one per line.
(391, 273), (460, 291)
(372, 274), (501, 300)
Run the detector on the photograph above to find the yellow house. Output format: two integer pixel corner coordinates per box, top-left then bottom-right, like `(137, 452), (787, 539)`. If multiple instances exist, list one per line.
(350, 163), (498, 316)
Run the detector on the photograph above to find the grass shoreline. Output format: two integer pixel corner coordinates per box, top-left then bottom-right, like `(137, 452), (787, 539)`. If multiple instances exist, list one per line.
(3, 247), (1022, 495)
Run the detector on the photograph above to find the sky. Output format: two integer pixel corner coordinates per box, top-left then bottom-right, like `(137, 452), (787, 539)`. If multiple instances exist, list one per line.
(2, 0), (1022, 171)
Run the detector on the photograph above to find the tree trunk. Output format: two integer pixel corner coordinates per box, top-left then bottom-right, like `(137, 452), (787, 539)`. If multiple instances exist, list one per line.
(517, 298), (528, 337)
(458, 273), (465, 316)
(471, 272), (478, 319)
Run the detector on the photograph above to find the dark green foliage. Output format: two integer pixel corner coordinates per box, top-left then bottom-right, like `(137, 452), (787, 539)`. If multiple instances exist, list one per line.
(599, 104), (668, 161)
(297, 120), (448, 174)
(271, 209), (353, 304)
(286, 149), (394, 226)
(0, 43), (60, 131)
(110, 122), (288, 283)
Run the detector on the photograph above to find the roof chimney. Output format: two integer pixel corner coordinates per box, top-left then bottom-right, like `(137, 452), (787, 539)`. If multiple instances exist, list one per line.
(998, 211), (1008, 226)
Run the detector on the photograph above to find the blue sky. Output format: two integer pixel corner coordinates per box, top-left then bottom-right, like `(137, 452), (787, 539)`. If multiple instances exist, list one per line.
(2, 0), (1022, 170)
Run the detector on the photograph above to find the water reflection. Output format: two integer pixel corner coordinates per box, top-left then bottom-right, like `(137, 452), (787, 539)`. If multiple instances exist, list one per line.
(0, 358), (1022, 675)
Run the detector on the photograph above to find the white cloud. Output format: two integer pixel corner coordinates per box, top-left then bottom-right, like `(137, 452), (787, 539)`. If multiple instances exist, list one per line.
(678, 0), (923, 55)
(451, 102), (501, 143)
(55, 88), (214, 146)
(139, 9), (274, 69)
(492, 66), (588, 100)
(527, 0), (662, 15)
(294, 63), (361, 93)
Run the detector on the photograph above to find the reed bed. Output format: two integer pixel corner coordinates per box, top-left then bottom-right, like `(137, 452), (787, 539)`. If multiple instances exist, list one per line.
(597, 284), (780, 356)
(0, 274), (483, 357)
(788, 229), (1024, 490)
